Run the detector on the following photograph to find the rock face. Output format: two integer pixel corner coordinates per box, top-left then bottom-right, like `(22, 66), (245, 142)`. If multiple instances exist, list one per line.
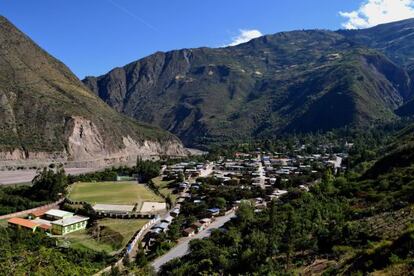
(0, 16), (188, 166)
(84, 21), (414, 148)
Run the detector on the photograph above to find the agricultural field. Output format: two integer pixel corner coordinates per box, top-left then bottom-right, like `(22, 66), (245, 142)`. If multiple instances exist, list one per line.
(151, 176), (178, 203)
(69, 181), (163, 205)
(64, 218), (148, 254)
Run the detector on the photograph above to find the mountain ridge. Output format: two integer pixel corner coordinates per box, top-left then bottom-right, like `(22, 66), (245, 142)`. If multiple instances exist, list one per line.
(84, 21), (414, 147)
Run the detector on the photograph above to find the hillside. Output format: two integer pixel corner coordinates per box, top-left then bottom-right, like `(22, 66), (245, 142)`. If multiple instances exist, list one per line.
(0, 16), (187, 165)
(84, 21), (414, 148)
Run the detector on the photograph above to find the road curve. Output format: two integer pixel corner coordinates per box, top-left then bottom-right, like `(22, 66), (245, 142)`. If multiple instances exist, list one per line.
(152, 211), (236, 272)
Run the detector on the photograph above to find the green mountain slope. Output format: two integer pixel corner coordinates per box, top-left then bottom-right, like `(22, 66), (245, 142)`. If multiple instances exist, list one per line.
(0, 16), (187, 163)
(84, 28), (412, 147)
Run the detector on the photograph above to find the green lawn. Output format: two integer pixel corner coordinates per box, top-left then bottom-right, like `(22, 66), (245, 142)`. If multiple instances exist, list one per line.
(65, 218), (149, 254)
(152, 176), (178, 202)
(68, 181), (164, 205)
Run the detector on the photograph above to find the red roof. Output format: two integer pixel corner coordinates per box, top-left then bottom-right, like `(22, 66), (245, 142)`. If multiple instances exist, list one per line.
(30, 209), (48, 217)
(38, 224), (51, 230)
(183, 227), (195, 234)
(8, 217), (39, 229)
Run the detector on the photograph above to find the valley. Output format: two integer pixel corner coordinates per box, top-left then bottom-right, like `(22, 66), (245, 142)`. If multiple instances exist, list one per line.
(1, 4), (414, 275)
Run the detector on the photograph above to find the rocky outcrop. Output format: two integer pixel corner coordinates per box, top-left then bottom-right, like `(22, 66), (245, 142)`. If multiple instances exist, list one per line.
(0, 116), (188, 169)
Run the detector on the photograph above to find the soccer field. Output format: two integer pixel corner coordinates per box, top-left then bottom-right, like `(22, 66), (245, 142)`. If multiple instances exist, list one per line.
(68, 181), (164, 205)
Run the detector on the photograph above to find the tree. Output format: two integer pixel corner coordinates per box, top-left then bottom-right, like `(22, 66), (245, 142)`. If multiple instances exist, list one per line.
(30, 164), (68, 201)
(166, 194), (173, 210)
(135, 244), (148, 267)
(136, 158), (161, 182)
(281, 206), (299, 270)
(236, 201), (254, 226)
(213, 197), (227, 210)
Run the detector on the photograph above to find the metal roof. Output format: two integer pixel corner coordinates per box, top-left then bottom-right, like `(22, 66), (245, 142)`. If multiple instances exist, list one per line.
(44, 209), (73, 218)
(51, 215), (89, 227)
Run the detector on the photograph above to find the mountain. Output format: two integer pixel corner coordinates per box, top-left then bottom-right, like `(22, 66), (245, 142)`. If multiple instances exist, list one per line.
(84, 20), (414, 148)
(0, 16), (187, 166)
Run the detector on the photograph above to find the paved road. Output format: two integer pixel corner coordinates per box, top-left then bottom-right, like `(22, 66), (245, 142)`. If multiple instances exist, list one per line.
(152, 211), (236, 271)
(0, 167), (102, 185)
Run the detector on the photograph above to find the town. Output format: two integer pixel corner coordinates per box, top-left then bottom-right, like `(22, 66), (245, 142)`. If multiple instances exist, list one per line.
(1, 139), (351, 274)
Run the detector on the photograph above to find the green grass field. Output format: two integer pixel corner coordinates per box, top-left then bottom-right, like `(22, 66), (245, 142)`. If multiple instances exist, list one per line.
(68, 181), (164, 205)
(152, 176), (178, 202)
(66, 218), (149, 254)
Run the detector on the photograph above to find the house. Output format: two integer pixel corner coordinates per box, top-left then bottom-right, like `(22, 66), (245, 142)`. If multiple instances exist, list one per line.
(207, 208), (220, 216)
(152, 222), (169, 233)
(8, 217), (39, 232)
(182, 227), (196, 237)
(176, 197), (186, 204)
(178, 183), (188, 191)
(191, 222), (204, 232)
(200, 218), (212, 226)
(50, 215), (89, 235)
(150, 228), (163, 235)
(161, 215), (174, 224)
(44, 209), (73, 221)
(170, 208), (180, 217)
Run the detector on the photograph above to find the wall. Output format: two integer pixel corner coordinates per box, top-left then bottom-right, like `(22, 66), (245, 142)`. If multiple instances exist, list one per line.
(0, 198), (64, 220)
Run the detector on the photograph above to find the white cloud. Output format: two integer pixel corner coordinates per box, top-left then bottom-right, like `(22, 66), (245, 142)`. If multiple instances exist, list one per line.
(226, 29), (263, 46)
(340, 0), (414, 29)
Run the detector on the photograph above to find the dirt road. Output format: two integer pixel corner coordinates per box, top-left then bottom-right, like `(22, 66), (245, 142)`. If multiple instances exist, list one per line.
(0, 167), (101, 185)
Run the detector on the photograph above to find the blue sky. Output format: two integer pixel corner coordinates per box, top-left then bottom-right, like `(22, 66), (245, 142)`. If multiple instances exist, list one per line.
(1, 0), (413, 78)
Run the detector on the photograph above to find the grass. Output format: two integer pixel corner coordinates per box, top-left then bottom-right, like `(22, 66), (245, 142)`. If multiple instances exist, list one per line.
(65, 218), (149, 254)
(68, 181), (164, 205)
(0, 219), (8, 228)
(0, 182), (32, 187)
(152, 176), (178, 202)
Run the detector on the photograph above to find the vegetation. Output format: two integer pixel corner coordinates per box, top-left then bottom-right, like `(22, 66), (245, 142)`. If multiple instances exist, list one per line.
(150, 176), (178, 204)
(85, 20), (414, 148)
(65, 219), (148, 254)
(135, 158), (162, 183)
(0, 166), (68, 215)
(0, 227), (112, 275)
(159, 125), (414, 275)
(0, 16), (179, 156)
(68, 181), (163, 205)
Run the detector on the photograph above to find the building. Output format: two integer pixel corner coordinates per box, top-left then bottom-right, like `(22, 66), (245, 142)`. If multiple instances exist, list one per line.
(44, 209), (73, 221)
(170, 208), (180, 217)
(207, 208), (220, 216)
(161, 215), (174, 224)
(8, 217), (39, 232)
(151, 222), (169, 233)
(191, 221), (204, 232)
(182, 227), (196, 237)
(28, 209), (48, 219)
(200, 218), (212, 226)
(50, 215), (89, 235)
